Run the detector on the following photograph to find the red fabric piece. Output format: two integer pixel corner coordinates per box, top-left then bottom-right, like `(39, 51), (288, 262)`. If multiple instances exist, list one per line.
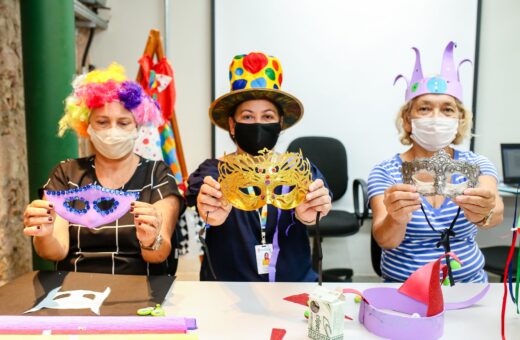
(399, 258), (443, 317)
(501, 230), (518, 340)
(270, 328), (287, 340)
(138, 55), (176, 121)
(283, 293), (309, 307)
(399, 252), (461, 317)
(243, 52), (268, 74)
(342, 288), (367, 303)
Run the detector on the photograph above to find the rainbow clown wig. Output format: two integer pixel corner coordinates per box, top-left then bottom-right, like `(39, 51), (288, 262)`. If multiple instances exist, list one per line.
(59, 63), (163, 137)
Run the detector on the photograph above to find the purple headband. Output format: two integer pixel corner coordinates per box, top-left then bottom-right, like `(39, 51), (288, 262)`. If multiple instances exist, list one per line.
(353, 285), (489, 339)
(394, 41), (472, 102)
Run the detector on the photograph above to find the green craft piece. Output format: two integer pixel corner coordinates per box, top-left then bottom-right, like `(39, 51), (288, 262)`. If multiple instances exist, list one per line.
(304, 310), (310, 319)
(354, 295), (362, 303)
(137, 304), (165, 316)
(137, 306), (154, 316)
(151, 304), (165, 317)
(450, 261), (462, 270)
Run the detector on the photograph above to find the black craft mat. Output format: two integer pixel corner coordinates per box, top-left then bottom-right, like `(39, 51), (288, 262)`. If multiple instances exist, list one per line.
(0, 271), (174, 316)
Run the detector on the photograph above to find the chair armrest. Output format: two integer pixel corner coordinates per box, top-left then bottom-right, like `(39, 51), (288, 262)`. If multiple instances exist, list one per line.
(353, 178), (369, 226)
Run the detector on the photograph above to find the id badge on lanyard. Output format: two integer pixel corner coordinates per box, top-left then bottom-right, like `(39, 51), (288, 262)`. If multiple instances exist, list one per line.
(249, 186), (272, 275)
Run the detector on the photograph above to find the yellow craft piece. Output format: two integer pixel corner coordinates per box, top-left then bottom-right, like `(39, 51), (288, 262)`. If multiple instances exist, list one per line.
(218, 148), (311, 211)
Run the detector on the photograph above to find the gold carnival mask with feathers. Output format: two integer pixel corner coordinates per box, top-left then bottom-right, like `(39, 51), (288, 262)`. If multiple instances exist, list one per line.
(218, 149), (311, 211)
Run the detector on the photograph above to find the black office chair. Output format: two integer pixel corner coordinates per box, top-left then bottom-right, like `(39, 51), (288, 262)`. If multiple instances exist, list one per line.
(370, 234), (383, 277)
(481, 246), (518, 282)
(287, 136), (368, 282)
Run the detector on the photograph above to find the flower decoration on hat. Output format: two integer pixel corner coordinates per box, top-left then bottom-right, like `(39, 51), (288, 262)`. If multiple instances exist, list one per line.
(394, 41), (472, 103)
(59, 63), (164, 137)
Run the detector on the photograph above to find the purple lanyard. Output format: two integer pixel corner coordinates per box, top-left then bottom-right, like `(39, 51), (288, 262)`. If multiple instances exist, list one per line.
(267, 186), (290, 282)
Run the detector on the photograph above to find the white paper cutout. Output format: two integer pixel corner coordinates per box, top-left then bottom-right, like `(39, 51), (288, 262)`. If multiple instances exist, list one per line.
(24, 286), (111, 315)
(155, 74), (172, 93)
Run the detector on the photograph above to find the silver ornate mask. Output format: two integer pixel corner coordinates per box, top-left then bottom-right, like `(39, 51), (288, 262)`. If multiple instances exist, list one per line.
(401, 149), (480, 198)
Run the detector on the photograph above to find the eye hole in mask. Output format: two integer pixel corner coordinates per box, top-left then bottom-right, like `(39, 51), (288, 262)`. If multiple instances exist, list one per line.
(273, 184), (296, 195)
(55, 293), (71, 300)
(93, 197), (120, 216)
(411, 170), (436, 196)
(444, 172), (470, 197)
(64, 197), (90, 214)
(239, 186), (262, 196)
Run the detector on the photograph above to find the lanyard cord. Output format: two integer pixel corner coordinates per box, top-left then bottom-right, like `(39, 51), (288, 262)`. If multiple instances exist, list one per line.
(258, 205), (268, 245)
(314, 212), (322, 286)
(199, 211), (217, 280)
(420, 204), (461, 286)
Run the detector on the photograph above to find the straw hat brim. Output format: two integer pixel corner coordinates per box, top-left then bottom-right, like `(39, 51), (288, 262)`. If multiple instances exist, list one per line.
(209, 88), (304, 131)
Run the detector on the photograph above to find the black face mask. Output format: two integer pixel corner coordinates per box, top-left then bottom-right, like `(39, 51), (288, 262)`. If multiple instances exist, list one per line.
(233, 122), (282, 155)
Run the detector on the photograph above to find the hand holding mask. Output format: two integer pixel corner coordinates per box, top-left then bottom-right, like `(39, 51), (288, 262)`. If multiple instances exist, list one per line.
(218, 148), (311, 211)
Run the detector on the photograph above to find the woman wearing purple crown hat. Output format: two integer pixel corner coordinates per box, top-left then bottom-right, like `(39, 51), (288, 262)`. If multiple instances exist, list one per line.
(22, 63), (184, 275)
(186, 52), (332, 282)
(368, 42), (504, 283)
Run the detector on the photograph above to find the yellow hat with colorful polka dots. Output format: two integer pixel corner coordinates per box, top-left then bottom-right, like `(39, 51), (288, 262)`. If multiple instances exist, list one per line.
(210, 52), (304, 131)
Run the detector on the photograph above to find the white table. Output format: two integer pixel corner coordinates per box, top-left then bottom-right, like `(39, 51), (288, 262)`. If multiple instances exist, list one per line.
(164, 282), (520, 339)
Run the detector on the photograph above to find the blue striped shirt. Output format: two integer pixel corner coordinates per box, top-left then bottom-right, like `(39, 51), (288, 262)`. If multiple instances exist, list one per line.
(367, 149), (498, 283)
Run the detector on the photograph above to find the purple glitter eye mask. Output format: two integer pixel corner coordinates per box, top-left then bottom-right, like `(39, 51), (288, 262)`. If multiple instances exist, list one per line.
(45, 184), (139, 229)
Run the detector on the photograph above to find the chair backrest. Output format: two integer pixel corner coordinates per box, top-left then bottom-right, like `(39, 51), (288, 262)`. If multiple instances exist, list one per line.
(370, 234), (383, 277)
(287, 136), (348, 201)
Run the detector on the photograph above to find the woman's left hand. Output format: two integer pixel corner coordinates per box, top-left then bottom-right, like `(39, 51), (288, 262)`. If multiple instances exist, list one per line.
(453, 187), (496, 224)
(295, 179), (332, 225)
(130, 201), (163, 247)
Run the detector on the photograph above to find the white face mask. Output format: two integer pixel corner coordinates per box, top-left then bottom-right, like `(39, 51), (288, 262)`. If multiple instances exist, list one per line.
(87, 125), (138, 160)
(410, 117), (459, 152)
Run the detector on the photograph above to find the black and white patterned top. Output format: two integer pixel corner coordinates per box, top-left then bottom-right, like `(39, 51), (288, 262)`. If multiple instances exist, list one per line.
(42, 155), (183, 276)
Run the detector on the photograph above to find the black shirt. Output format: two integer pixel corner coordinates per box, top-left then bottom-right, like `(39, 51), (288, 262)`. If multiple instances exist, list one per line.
(186, 159), (328, 282)
(43, 155), (183, 275)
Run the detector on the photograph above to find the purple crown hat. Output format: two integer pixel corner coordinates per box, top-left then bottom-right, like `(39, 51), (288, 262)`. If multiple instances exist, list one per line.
(394, 41), (472, 102)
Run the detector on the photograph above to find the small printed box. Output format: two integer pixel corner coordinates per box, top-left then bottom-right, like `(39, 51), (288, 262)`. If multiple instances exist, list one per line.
(308, 286), (346, 340)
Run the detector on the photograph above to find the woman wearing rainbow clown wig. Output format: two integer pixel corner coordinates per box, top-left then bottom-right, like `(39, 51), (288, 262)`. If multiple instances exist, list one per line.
(23, 63), (184, 275)
(368, 42), (504, 283)
(186, 52), (332, 282)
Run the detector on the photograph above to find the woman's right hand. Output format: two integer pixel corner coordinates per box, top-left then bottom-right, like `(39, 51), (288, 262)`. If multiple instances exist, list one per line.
(196, 176), (232, 226)
(23, 200), (56, 237)
(383, 184), (422, 225)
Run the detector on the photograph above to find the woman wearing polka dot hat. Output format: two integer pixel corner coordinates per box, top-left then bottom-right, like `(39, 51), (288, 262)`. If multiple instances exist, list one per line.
(186, 52), (332, 282)
(367, 42), (503, 283)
